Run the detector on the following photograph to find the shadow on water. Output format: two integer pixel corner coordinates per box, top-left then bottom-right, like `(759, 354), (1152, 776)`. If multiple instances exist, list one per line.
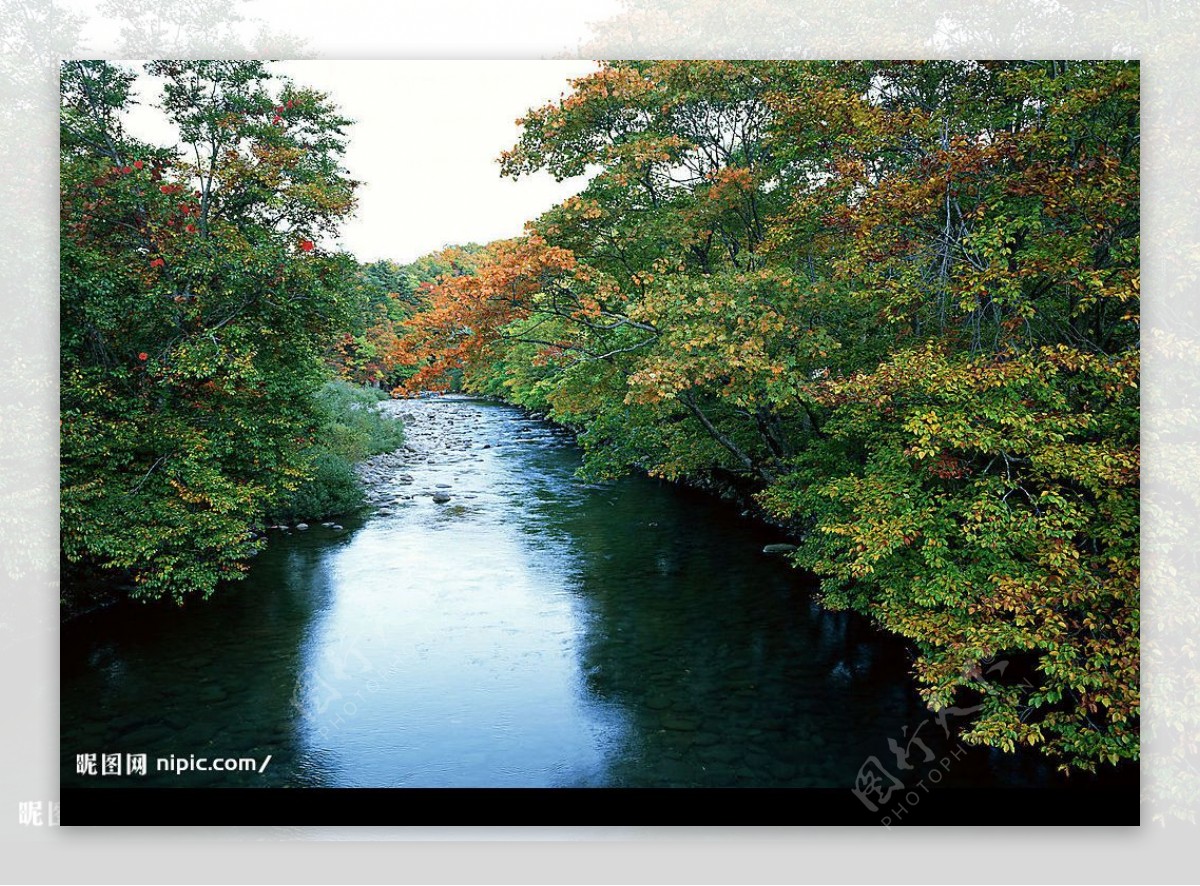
(60, 530), (358, 786)
(61, 396), (1128, 792)
(511, 443), (1056, 789)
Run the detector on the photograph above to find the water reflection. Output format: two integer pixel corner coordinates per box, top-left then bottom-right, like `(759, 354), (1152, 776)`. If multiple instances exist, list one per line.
(60, 533), (332, 787)
(285, 401), (631, 787)
(63, 395), (1063, 790)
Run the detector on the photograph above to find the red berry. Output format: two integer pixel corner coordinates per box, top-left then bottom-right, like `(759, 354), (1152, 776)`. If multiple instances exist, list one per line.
(299, 239), (314, 252)
(186, 223), (197, 233)
(133, 160), (144, 170)
(121, 166), (132, 174)
(138, 352), (148, 361)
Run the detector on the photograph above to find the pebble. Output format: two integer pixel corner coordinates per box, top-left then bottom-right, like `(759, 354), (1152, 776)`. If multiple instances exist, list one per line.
(661, 716), (698, 732)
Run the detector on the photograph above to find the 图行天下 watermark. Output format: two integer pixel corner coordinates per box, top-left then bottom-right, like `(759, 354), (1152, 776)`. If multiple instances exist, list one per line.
(291, 630), (409, 740)
(852, 659), (1033, 826)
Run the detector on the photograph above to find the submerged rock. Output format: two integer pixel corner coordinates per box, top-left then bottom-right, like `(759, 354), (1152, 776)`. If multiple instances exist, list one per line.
(432, 491), (452, 504)
(661, 716), (699, 732)
(762, 543), (796, 554)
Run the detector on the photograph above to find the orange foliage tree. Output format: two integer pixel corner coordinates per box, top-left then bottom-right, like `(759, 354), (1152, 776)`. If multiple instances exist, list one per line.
(397, 61), (1140, 771)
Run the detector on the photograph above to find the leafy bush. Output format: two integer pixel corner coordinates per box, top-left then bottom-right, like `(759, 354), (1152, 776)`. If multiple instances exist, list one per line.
(268, 381), (405, 522)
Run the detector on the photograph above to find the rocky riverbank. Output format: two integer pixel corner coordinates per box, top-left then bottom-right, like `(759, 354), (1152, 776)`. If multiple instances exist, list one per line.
(350, 393), (803, 553)
(352, 396), (495, 515)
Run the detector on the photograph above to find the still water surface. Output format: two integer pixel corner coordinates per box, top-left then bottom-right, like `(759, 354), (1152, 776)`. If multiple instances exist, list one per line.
(62, 396), (1056, 789)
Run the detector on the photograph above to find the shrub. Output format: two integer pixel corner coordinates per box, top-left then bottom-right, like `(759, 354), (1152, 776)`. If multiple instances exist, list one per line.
(268, 381), (405, 522)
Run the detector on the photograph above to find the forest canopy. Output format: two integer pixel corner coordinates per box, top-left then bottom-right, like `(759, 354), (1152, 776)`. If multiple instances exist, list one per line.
(60, 59), (1139, 773)
(60, 60), (363, 600)
(396, 60), (1140, 771)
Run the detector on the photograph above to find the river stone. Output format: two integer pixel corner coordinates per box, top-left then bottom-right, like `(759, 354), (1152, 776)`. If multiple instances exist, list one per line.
(769, 760), (799, 780)
(108, 713), (153, 735)
(654, 758), (694, 784)
(197, 684), (228, 703)
(701, 744), (741, 764)
(120, 723), (174, 747)
(432, 491), (452, 503)
(667, 730), (696, 750)
(723, 694), (753, 712)
(295, 523), (309, 530)
(762, 543), (797, 554)
(744, 751), (773, 770)
(435, 483), (452, 488)
(661, 715), (698, 732)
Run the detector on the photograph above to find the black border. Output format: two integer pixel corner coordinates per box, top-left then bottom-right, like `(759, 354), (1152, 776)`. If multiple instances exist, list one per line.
(61, 786), (1140, 826)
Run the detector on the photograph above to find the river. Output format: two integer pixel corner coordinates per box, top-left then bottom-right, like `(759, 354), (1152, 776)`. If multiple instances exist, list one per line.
(62, 395), (1064, 791)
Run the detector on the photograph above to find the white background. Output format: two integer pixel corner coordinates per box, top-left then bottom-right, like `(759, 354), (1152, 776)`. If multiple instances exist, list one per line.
(3, 0), (1194, 881)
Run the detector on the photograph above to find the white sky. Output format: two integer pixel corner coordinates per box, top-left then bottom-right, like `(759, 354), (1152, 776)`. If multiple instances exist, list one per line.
(122, 60), (599, 264)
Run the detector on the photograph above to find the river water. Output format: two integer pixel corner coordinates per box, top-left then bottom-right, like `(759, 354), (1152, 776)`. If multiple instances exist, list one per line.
(62, 395), (1062, 790)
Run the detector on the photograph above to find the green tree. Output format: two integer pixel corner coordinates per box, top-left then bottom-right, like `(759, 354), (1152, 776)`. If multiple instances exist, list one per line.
(61, 60), (359, 601)
(761, 60), (1140, 769)
(399, 60), (1139, 770)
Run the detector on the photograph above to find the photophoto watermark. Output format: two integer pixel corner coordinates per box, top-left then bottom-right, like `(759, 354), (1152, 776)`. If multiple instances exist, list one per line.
(852, 659), (1033, 826)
